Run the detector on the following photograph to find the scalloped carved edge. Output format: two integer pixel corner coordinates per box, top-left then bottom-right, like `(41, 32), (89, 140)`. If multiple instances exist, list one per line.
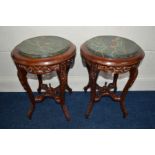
(97, 63), (139, 73)
(16, 64), (59, 74)
(15, 57), (74, 74)
(86, 60), (140, 74)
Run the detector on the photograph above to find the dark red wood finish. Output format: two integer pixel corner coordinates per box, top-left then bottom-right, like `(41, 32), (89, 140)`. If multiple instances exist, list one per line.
(81, 44), (144, 118)
(11, 43), (76, 121)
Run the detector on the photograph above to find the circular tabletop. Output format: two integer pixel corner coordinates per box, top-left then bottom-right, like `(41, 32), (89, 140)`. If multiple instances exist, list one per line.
(81, 36), (145, 66)
(15, 36), (71, 58)
(12, 36), (76, 66)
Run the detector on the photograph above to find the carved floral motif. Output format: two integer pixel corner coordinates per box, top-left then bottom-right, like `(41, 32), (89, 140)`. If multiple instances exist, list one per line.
(85, 59), (139, 74)
(82, 56), (141, 118)
(15, 56), (74, 75)
(97, 63), (139, 73)
(16, 64), (60, 74)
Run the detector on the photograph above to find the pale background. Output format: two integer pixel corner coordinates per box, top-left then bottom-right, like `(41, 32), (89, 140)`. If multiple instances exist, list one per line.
(0, 0), (155, 154)
(0, 26), (155, 91)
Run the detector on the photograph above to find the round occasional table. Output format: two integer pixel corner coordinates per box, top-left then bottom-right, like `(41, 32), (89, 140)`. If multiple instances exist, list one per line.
(80, 36), (145, 118)
(11, 36), (76, 121)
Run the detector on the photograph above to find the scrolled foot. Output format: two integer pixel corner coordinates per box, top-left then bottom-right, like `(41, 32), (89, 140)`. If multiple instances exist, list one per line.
(35, 95), (45, 102)
(123, 111), (128, 118)
(27, 111), (32, 120)
(61, 105), (71, 121)
(85, 101), (94, 119)
(85, 113), (90, 119)
(27, 105), (35, 120)
(120, 101), (128, 119)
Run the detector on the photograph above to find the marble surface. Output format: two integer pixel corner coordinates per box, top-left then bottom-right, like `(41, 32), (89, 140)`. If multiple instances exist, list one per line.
(85, 36), (143, 58)
(16, 36), (71, 58)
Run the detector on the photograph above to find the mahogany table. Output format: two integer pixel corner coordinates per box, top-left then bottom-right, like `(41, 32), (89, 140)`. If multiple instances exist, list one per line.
(11, 36), (76, 121)
(80, 36), (145, 118)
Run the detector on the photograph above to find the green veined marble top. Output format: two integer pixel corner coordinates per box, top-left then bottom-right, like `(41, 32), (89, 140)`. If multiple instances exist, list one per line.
(85, 36), (143, 59)
(16, 36), (71, 58)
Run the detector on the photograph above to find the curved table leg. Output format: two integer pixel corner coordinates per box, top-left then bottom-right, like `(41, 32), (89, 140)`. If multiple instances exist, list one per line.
(120, 67), (138, 118)
(17, 69), (35, 119)
(84, 63), (91, 92)
(37, 74), (42, 94)
(113, 73), (118, 92)
(85, 65), (99, 118)
(66, 65), (72, 94)
(57, 62), (71, 121)
(57, 66), (72, 94)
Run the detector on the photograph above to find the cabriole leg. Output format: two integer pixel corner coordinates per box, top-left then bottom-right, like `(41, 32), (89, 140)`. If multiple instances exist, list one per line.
(120, 67), (138, 118)
(65, 64), (72, 94)
(85, 64), (99, 118)
(37, 74), (42, 94)
(17, 69), (35, 119)
(113, 73), (119, 92)
(84, 63), (91, 92)
(57, 63), (71, 121)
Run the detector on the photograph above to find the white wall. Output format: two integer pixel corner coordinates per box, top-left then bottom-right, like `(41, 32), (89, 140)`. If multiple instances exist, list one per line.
(0, 26), (155, 92)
